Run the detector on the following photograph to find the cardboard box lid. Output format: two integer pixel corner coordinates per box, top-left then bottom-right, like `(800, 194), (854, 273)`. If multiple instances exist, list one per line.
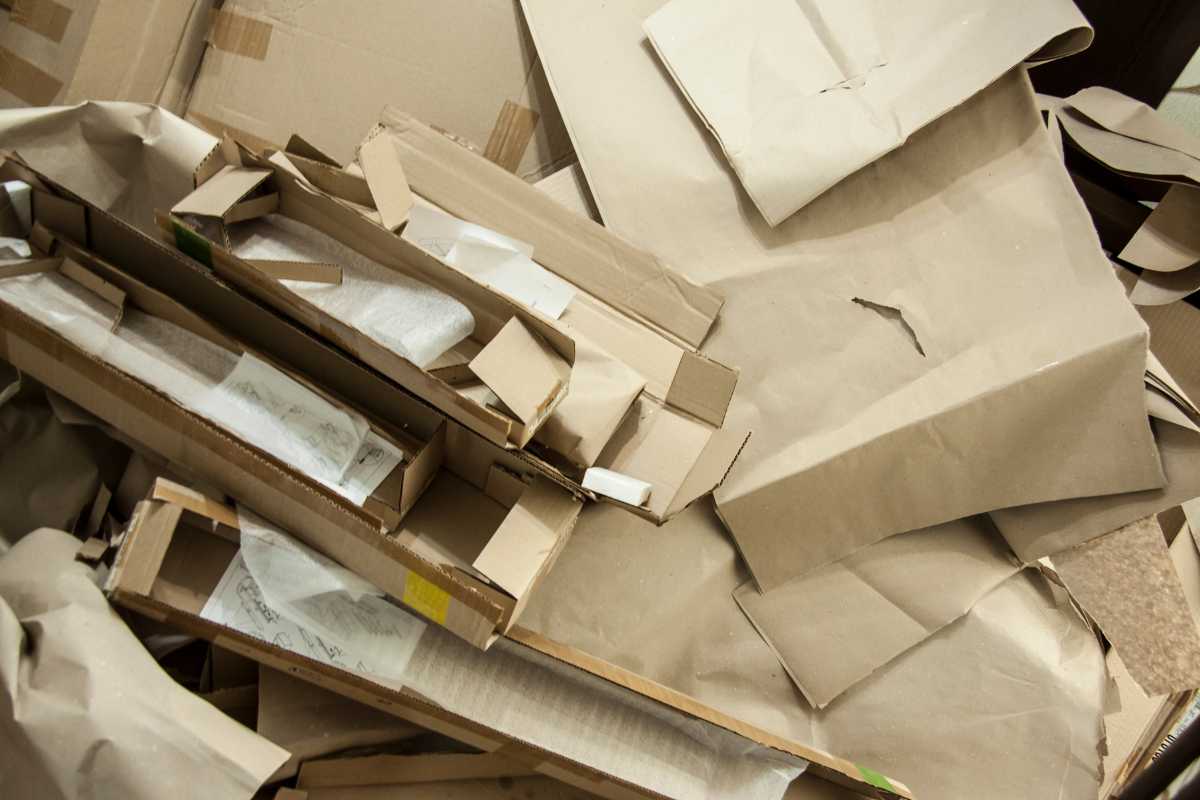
(182, 1), (572, 179)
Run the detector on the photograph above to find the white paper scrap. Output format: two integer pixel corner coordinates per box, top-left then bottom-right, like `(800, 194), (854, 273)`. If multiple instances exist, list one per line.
(449, 238), (576, 319)
(581, 468), (652, 507)
(199, 510), (427, 680)
(194, 353), (368, 487)
(402, 203), (533, 259)
(0, 237), (31, 258)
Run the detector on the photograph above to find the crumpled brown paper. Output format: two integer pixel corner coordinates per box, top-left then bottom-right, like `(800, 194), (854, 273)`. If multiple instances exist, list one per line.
(0, 528), (288, 799)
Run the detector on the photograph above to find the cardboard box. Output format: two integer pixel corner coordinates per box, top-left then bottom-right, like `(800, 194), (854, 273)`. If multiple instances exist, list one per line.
(181, 1), (572, 179)
(0, 155), (583, 647)
(106, 488), (913, 800)
(0, 0), (211, 111)
(162, 121), (744, 524)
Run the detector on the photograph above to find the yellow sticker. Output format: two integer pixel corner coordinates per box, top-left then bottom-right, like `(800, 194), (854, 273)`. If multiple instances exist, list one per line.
(403, 571), (451, 625)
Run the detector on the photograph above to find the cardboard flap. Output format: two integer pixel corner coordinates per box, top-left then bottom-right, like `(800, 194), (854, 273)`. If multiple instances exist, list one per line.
(472, 478), (582, 601)
(286, 134), (340, 167)
(173, 165), (272, 221)
(57, 257), (126, 331)
(359, 131), (414, 231)
(666, 351), (738, 428)
(108, 499), (182, 597)
(31, 189), (87, 245)
(665, 423), (751, 519)
(470, 318), (570, 429)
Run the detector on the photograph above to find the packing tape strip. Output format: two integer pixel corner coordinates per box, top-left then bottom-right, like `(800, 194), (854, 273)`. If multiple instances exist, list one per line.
(483, 100), (540, 173)
(208, 9), (272, 61)
(0, 46), (62, 105)
(402, 570), (451, 626)
(10, 0), (72, 43)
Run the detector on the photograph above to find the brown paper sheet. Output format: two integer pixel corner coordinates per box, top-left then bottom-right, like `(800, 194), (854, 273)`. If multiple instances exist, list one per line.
(0, 528), (288, 798)
(642, 0), (1090, 224)
(521, 501), (1108, 800)
(257, 666), (424, 781)
(1054, 516), (1200, 696)
(1119, 185), (1200, 273)
(521, 0), (1161, 588)
(734, 517), (1019, 708)
(0, 101), (217, 233)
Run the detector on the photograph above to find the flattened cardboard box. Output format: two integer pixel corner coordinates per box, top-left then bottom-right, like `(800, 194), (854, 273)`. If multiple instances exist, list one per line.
(161, 120), (744, 524)
(0, 155), (583, 648)
(183, 1), (572, 179)
(0, 0), (211, 111)
(106, 488), (913, 800)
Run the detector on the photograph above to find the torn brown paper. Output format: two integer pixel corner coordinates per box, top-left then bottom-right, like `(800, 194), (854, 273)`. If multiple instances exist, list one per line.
(1054, 516), (1200, 696)
(521, 500), (1109, 800)
(0, 528), (288, 798)
(643, 0), (1091, 224)
(0, 101), (217, 233)
(734, 517), (1019, 708)
(521, 3), (1161, 588)
(1066, 86), (1200, 163)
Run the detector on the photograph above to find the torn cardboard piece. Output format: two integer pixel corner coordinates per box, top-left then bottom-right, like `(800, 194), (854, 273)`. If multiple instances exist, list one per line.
(469, 317), (570, 430)
(734, 517), (1019, 708)
(358, 130), (414, 231)
(643, 0), (1091, 224)
(1053, 515), (1200, 696)
(296, 752), (535, 789)
(172, 164), (276, 223)
(0, 528), (288, 799)
(522, 2), (1162, 587)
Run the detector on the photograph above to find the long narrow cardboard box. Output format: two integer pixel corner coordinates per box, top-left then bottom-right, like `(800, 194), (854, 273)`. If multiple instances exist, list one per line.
(161, 122), (744, 523)
(0, 154), (583, 648)
(107, 485), (913, 800)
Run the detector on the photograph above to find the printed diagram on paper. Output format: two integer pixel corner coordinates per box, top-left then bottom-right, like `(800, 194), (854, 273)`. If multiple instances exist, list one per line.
(201, 555), (368, 673)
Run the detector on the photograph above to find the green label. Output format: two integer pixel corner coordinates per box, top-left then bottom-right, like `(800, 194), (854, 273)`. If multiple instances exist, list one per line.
(857, 764), (895, 794)
(172, 221), (213, 268)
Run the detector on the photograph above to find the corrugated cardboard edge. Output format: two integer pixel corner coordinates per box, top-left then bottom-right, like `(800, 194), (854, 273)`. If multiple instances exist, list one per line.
(506, 627), (913, 800)
(484, 100), (541, 173)
(207, 8), (272, 60)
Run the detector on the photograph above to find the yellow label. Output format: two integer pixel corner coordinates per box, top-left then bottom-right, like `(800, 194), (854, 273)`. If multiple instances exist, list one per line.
(403, 571), (451, 625)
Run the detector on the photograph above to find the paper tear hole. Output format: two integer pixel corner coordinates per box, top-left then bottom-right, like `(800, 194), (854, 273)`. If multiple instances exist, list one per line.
(852, 298), (926, 357)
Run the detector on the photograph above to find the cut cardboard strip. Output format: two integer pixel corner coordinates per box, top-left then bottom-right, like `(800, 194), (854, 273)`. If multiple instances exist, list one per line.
(286, 134), (340, 167)
(10, 0), (72, 43)
(1054, 516), (1200, 696)
(0, 46), (62, 105)
(298, 753), (535, 789)
(469, 318), (570, 427)
(484, 100), (541, 173)
(208, 8), (273, 60)
(247, 259), (343, 285)
(58, 258), (125, 331)
(173, 165), (273, 221)
(359, 132), (414, 231)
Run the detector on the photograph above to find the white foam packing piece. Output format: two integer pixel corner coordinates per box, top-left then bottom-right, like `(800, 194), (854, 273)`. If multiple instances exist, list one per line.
(2, 181), (32, 236)
(581, 467), (653, 507)
(230, 214), (475, 368)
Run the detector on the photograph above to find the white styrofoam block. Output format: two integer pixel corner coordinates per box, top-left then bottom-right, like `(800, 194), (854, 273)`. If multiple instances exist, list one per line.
(3, 181), (32, 237)
(581, 467), (652, 507)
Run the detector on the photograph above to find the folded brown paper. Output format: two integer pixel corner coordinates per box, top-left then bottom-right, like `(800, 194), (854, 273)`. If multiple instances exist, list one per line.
(0, 528), (287, 798)
(521, 0), (1160, 588)
(643, 0), (1090, 224)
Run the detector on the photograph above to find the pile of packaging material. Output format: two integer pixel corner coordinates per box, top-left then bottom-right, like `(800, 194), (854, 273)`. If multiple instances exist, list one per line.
(2, 2), (1200, 799)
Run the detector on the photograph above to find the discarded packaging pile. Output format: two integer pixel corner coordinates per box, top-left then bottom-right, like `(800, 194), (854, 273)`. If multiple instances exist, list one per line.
(2, 2), (1200, 799)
